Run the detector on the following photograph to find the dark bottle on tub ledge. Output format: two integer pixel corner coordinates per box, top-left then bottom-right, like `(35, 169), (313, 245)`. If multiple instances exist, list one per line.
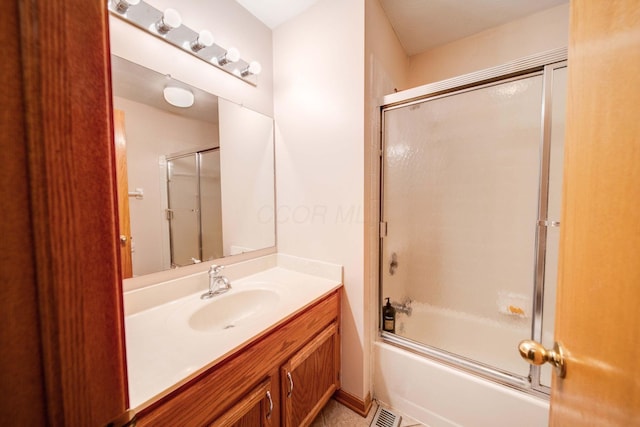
(382, 297), (396, 333)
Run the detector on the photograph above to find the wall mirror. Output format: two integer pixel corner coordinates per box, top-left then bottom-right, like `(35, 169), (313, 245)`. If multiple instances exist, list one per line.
(111, 55), (276, 278)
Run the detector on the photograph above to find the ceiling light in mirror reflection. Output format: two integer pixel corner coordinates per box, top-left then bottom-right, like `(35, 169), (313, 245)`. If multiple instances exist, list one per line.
(163, 86), (194, 108)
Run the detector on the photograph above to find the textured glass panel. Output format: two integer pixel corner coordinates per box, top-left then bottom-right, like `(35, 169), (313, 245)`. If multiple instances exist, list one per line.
(540, 66), (567, 386)
(199, 150), (223, 261)
(167, 155), (200, 266)
(382, 74), (544, 376)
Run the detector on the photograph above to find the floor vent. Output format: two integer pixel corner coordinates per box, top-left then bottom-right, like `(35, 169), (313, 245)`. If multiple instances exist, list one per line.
(370, 406), (402, 427)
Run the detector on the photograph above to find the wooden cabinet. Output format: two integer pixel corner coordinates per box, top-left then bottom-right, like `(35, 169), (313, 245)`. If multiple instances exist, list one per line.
(211, 378), (275, 427)
(135, 289), (341, 426)
(281, 323), (340, 426)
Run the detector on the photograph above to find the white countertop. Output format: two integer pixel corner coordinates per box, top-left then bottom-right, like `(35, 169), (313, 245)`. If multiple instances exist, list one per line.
(124, 261), (342, 410)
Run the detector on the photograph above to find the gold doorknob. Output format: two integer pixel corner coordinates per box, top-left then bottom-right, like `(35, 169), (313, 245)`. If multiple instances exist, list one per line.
(518, 340), (566, 378)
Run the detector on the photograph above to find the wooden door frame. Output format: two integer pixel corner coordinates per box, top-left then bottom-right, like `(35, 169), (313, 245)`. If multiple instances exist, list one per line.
(1, 0), (128, 425)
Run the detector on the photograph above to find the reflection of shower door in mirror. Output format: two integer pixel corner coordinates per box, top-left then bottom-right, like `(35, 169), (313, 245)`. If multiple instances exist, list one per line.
(380, 62), (567, 396)
(166, 148), (222, 267)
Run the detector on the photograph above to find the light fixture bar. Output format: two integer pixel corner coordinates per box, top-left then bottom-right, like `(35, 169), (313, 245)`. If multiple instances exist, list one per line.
(107, 0), (260, 86)
(114, 0), (140, 14)
(241, 61), (262, 77)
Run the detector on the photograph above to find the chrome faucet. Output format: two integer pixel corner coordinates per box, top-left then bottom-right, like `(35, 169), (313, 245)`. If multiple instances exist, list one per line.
(201, 265), (231, 299)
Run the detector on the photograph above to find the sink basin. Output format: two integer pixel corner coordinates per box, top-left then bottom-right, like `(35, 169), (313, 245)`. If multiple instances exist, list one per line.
(188, 289), (279, 332)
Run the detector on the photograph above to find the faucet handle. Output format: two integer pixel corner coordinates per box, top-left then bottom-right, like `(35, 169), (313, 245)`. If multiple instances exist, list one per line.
(209, 264), (224, 275)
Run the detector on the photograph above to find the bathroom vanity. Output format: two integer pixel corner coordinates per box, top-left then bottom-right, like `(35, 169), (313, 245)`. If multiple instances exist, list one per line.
(124, 256), (342, 426)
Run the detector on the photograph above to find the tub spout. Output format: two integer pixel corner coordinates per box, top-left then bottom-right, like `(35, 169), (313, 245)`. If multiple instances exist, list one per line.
(392, 298), (412, 316)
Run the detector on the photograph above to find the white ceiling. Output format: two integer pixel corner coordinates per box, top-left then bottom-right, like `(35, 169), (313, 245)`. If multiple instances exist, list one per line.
(236, 0), (568, 55)
(234, 0), (321, 29)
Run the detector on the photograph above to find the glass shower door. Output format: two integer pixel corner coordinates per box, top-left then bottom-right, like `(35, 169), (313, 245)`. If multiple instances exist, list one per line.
(381, 73), (545, 378)
(166, 148), (223, 267)
(167, 154), (200, 266)
(381, 62), (568, 393)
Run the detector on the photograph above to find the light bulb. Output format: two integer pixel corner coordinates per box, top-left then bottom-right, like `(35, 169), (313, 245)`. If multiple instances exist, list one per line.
(216, 47), (240, 66)
(241, 61), (262, 77)
(190, 30), (214, 52)
(163, 86), (194, 108)
(226, 47), (240, 63)
(114, 0), (140, 13)
(155, 8), (182, 35)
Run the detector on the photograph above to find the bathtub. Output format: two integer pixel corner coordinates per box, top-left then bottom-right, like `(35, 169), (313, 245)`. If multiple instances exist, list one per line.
(397, 303), (533, 377)
(373, 305), (550, 427)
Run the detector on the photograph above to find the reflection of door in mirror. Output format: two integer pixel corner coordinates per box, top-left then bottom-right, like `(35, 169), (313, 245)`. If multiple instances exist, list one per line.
(166, 149), (223, 267)
(114, 109), (133, 278)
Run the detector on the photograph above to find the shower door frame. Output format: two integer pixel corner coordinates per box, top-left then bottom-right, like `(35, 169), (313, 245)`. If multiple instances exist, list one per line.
(166, 146), (220, 267)
(378, 48), (567, 398)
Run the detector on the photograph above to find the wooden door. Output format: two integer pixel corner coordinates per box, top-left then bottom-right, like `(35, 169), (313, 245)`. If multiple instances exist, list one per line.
(550, 0), (640, 425)
(114, 109), (133, 278)
(0, 2), (47, 424)
(1, 0), (130, 425)
(281, 323), (339, 427)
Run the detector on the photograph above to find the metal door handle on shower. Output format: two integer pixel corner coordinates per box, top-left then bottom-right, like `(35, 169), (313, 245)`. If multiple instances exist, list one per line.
(389, 253), (398, 275)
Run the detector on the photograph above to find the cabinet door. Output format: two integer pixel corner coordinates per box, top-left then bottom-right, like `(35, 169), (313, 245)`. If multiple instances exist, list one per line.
(210, 377), (275, 427)
(282, 322), (340, 427)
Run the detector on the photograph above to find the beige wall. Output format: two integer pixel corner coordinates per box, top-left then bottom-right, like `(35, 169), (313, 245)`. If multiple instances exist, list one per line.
(113, 96), (219, 276)
(273, 0), (366, 398)
(406, 3), (569, 88)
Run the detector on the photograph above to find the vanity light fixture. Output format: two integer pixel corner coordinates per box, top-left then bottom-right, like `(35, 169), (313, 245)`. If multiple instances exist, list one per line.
(163, 86), (194, 108)
(114, 0), (140, 14)
(190, 30), (214, 52)
(241, 61), (262, 77)
(155, 8), (182, 35)
(108, 0), (261, 86)
(216, 47), (240, 66)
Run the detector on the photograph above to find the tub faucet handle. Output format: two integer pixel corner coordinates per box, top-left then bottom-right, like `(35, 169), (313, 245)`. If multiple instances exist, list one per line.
(389, 252), (398, 275)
